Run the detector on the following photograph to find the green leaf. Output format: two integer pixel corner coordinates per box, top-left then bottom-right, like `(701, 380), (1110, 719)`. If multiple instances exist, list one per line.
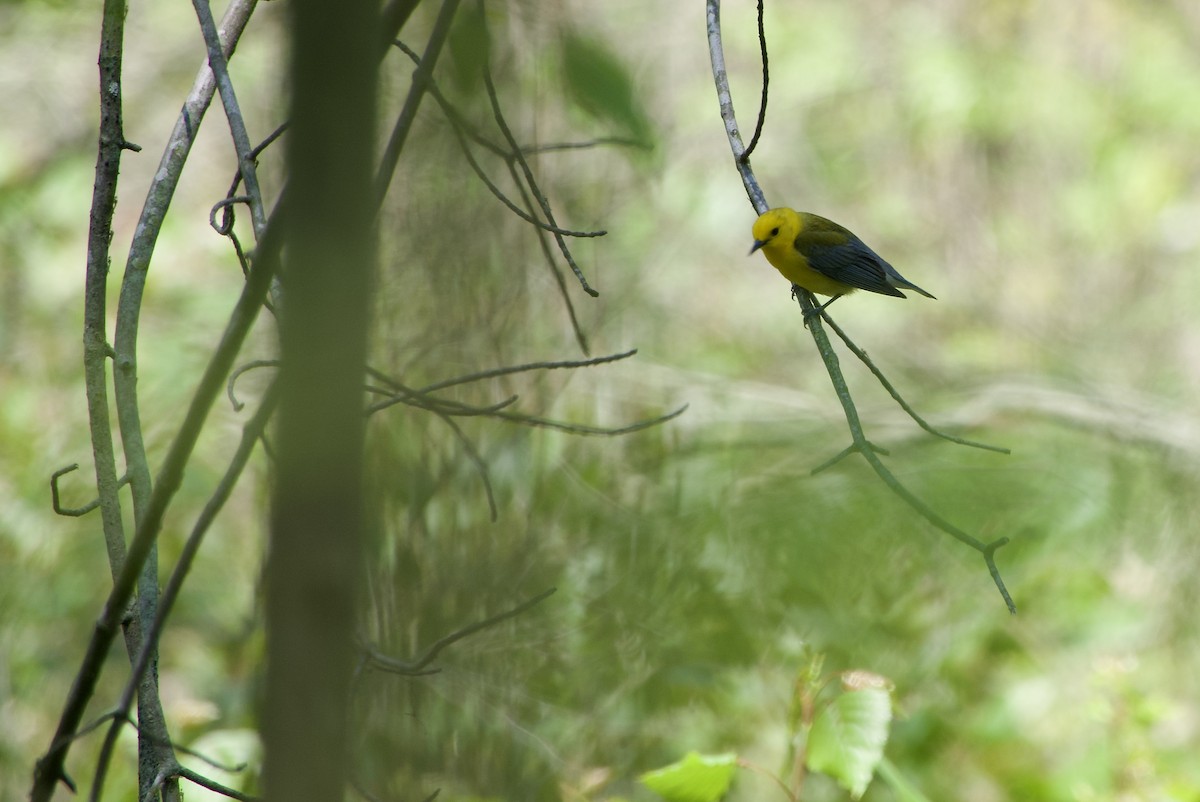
(639, 752), (737, 802)
(560, 32), (653, 145)
(806, 688), (892, 799)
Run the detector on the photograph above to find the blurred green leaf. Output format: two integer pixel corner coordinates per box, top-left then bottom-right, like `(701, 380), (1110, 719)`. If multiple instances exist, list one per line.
(446, 4), (490, 93)
(560, 31), (653, 146)
(875, 756), (934, 802)
(807, 687), (892, 799)
(639, 752), (737, 802)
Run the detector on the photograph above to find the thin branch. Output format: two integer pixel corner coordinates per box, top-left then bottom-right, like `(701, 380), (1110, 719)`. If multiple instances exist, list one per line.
(488, 404), (688, 437)
(82, 0), (132, 613)
(794, 292), (1016, 613)
(364, 352), (682, 437)
(389, 35), (601, 349)
(818, 310), (1011, 455)
(456, 110), (606, 238)
(519, 137), (648, 155)
(378, 0), (423, 55)
(431, 411), (498, 522)
(170, 741), (248, 774)
(192, 0), (267, 238)
(504, 158), (592, 354)
(177, 766), (260, 802)
(390, 41), (606, 239)
(390, 41), (507, 157)
(375, 0), (462, 209)
(36, 709), (128, 795)
(705, 0), (766, 211)
(365, 385), (519, 418)
(706, 0), (1015, 612)
(113, 0), (259, 524)
(400, 349), (638, 395)
(214, 122), (289, 238)
(227, 358), (279, 410)
(365, 588), (557, 675)
(361, 351), (661, 518)
(34, 0), (154, 798)
(92, 381), (281, 802)
(110, 8), (259, 800)
(741, 0), (769, 162)
(482, 63), (600, 297)
(35, 194), (282, 802)
(230, 122), (289, 197)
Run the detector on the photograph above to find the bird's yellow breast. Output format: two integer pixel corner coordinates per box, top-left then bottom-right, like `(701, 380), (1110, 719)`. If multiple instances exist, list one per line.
(758, 238), (856, 297)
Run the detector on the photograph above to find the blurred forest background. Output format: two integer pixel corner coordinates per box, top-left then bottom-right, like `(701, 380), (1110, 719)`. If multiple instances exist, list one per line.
(3, 0), (1200, 800)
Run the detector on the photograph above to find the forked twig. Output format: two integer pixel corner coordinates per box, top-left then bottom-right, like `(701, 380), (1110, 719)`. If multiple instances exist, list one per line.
(818, 310), (1010, 454)
(482, 63), (600, 298)
(176, 766), (260, 802)
(705, 0), (1014, 612)
(388, 36), (605, 352)
(49, 463), (130, 517)
(191, 0), (267, 238)
(363, 349), (682, 513)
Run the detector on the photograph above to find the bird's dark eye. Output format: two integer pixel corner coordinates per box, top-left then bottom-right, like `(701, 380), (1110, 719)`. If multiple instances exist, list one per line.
(770, 227), (779, 237)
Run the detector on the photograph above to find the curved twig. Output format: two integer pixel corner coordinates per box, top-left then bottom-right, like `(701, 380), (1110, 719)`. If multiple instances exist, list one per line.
(741, 0), (769, 162)
(210, 195), (254, 235)
(214, 124), (289, 261)
(364, 587), (557, 675)
(395, 349), (638, 395)
(227, 358), (279, 410)
(50, 464), (101, 517)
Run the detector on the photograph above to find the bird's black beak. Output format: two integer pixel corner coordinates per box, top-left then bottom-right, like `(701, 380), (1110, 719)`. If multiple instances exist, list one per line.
(749, 240), (766, 256)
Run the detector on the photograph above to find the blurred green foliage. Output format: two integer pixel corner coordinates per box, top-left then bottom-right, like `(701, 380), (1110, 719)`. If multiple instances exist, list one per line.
(3, 1), (1200, 802)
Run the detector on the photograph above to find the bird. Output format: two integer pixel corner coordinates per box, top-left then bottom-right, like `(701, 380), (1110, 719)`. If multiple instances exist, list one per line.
(749, 207), (935, 312)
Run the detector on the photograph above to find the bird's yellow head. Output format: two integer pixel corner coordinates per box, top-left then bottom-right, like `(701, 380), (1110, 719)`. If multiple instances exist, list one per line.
(749, 207), (802, 255)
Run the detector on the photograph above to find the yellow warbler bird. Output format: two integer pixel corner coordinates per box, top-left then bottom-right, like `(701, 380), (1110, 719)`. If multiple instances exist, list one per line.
(749, 208), (935, 310)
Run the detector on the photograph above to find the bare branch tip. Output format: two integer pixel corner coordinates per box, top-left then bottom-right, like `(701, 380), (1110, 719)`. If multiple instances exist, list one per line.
(981, 539), (1016, 614)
